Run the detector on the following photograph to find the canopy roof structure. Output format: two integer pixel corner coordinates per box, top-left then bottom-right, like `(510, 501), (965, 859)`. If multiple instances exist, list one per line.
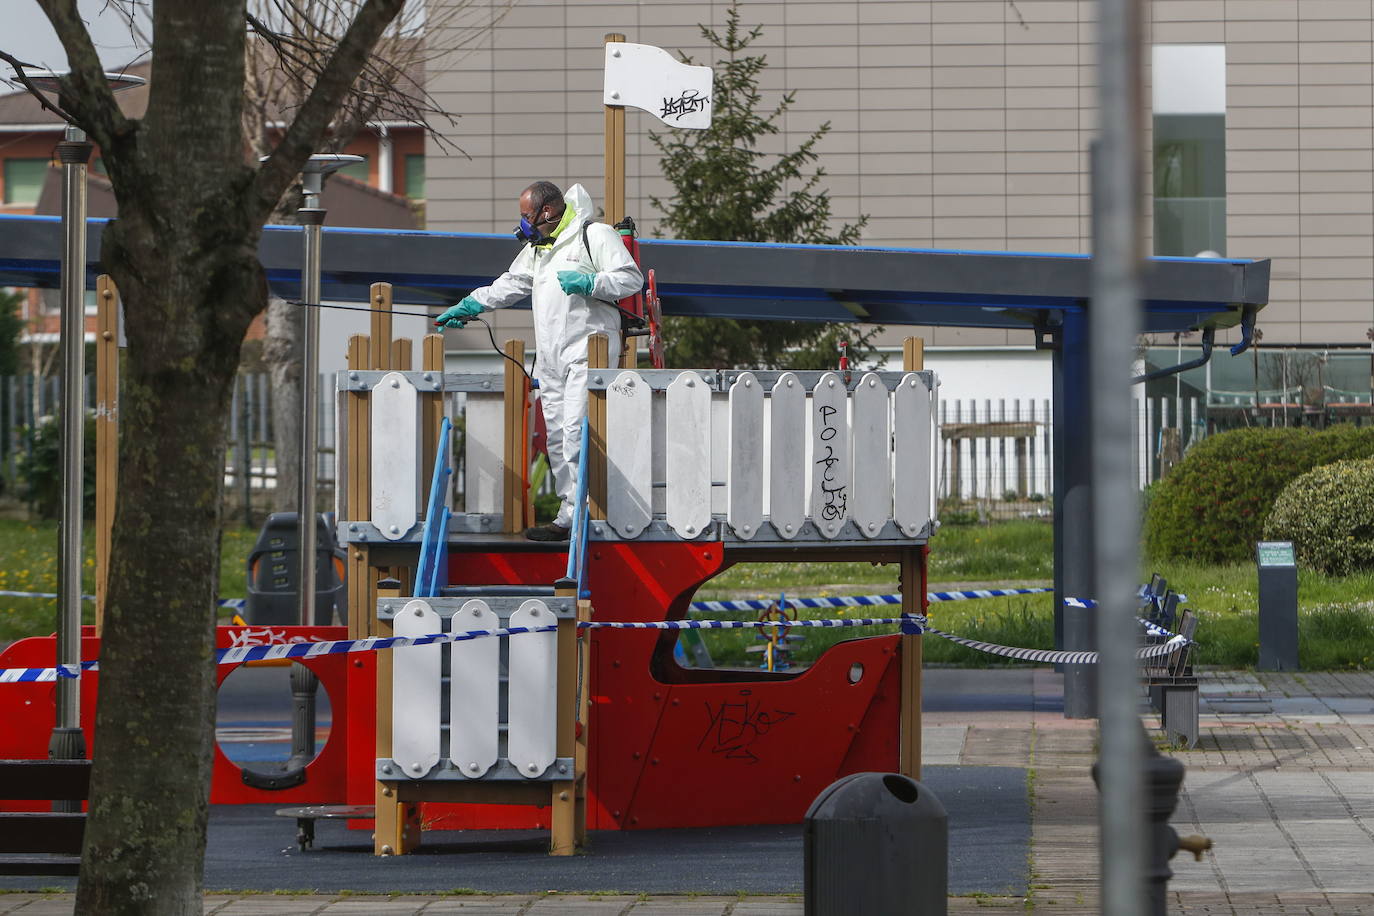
(0, 215), (1269, 334)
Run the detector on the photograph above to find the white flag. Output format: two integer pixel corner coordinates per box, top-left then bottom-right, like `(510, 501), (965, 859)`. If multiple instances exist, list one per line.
(603, 42), (713, 130)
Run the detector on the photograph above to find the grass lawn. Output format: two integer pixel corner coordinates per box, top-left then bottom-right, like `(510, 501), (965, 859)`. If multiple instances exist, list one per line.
(0, 519), (256, 646)
(2, 517), (1372, 670)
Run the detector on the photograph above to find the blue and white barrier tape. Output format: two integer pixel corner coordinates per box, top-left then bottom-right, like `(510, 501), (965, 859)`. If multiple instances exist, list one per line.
(923, 626), (1188, 666)
(0, 616), (924, 681)
(690, 587), (1053, 613)
(0, 589), (246, 610)
(0, 608), (1197, 681)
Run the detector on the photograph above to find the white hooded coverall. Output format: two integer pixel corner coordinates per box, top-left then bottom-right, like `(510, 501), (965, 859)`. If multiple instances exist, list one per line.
(469, 184), (644, 528)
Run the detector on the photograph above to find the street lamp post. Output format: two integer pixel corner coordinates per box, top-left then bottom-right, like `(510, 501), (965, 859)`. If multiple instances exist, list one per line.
(294, 153), (361, 629)
(285, 153), (361, 772)
(18, 69), (144, 769)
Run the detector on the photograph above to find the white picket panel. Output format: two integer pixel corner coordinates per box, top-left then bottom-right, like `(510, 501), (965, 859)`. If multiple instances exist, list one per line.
(507, 600), (558, 779)
(447, 600), (500, 779)
(769, 372), (806, 538)
(894, 373), (932, 537)
(391, 599), (442, 779)
(727, 372), (765, 539)
(665, 372), (712, 538)
(464, 393), (504, 515)
(810, 372), (850, 539)
(371, 371), (420, 539)
(850, 372), (891, 538)
(606, 371), (653, 538)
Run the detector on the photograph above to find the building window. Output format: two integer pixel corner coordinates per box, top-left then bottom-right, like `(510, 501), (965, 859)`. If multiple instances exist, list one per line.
(337, 154), (370, 184)
(404, 153), (425, 200)
(3, 158), (50, 205)
(1152, 45), (1226, 257)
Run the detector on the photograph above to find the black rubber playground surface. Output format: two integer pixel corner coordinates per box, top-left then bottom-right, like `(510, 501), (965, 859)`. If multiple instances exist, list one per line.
(0, 670), (1035, 896)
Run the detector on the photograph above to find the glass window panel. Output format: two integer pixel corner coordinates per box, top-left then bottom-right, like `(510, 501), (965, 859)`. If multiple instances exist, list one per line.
(3, 158), (50, 205)
(337, 155), (370, 183)
(405, 154), (425, 200)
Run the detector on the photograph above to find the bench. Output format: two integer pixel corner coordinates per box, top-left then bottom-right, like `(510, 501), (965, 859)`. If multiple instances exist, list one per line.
(1139, 578), (1200, 748)
(0, 759), (91, 875)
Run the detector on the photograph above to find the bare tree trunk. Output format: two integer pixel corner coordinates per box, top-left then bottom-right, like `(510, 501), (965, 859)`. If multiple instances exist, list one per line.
(263, 295), (302, 512)
(76, 213), (262, 915)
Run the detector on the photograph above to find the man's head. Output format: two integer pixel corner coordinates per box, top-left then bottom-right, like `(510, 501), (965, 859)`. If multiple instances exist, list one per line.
(516, 180), (565, 244)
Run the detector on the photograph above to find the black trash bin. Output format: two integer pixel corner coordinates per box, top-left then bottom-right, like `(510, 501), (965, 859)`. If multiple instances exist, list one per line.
(244, 512), (346, 626)
(804, 772), (947, 915)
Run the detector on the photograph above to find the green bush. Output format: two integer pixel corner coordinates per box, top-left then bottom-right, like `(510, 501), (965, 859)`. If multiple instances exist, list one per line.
(16, 412), (96, 520)
(1144, 425), (1374, 564)
(1263, 458), (1374, 575)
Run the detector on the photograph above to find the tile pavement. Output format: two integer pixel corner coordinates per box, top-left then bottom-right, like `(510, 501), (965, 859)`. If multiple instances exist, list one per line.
(3, 670), (1372, 914)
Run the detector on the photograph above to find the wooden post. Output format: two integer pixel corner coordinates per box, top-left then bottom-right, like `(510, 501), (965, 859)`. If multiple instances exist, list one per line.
(421, 334), (446, 499)
(603, 33), (627, 226)
(502, 339), (526, 534)
(586, 334), (609, 520)
(373, 577), (420, 855)
(94, 276), (119, 635)
(346, 334), (372, 639)
(900, 337), (925, 780)
(550, 582), (587, 855)
(370, 283), (394, 372)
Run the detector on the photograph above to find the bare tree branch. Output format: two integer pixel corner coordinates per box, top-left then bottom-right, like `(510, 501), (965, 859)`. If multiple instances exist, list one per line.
(253, 0), (407, 218)
(34, 0), (132, 148)
(0, 49), (79, 126)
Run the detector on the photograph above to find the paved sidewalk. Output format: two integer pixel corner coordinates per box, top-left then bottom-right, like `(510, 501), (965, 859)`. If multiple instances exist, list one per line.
(5, 669), (1373, 914)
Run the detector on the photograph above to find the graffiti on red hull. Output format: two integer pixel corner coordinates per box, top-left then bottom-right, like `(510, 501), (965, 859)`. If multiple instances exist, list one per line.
(697, 689), (795, 764)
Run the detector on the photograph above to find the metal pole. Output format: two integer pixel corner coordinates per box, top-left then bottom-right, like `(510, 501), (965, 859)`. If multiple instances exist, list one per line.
(1093, 0), (1146, 910)
(50, 124), (92, 767)
(298, 206), (325, 626)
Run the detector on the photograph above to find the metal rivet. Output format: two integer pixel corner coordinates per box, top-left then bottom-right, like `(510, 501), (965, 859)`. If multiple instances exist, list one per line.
(744, 377), (752, 387)
(558, 763), (568, 773)
(381, 764), (392, 774)
(685, 377), (695, 387)
(868, 523), (877, 532)
(685, 526), (695, 535)
(389, 525), (400, 534)
(469, 762), (479, 772)
(909, 379), (918, 387)
(390, 378), (400, 388)
(527, 763), (538, 773)
(786, 378), (794, 387)
(359, 532), (368, 541)
(785, 524), (794, 532)
(473, 609), (482, 617)
(828, 379), (835, 388)
(381, 845), (394, 855)
(531, 607), (540, 616)
(611, 91), (621, 100)
(482, 380), (491, 389)
(349, 523), (358, 531)
(868, 377), (876, 387)
(594, 375), (603, 384)
(410, 762), (422, 773)
(348, 371), (359, 380)
(413, 607), (423, 616)
(612, 49), (621, 57)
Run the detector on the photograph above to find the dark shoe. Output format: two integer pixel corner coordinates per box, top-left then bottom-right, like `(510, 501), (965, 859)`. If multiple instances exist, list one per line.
(523, 522), (571, 542)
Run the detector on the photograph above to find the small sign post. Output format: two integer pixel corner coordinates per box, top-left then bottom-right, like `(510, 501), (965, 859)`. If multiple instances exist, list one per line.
(1256, 540), (1299, 671)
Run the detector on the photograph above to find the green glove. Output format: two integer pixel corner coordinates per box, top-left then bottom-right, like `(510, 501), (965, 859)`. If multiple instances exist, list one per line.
(557, 270), (596, 297)
(435, 295), (484, 328)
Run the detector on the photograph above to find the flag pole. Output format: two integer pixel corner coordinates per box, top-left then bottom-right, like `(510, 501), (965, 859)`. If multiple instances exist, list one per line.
(604, 33), (627, 225)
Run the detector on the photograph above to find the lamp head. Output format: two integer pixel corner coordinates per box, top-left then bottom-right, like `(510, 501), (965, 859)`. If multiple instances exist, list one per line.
(300, 153), (366, 198)
(16, 68), (146, 95)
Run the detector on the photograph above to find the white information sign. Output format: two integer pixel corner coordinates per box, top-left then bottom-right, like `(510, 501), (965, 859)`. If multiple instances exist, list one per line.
(604, 42), (713, 130)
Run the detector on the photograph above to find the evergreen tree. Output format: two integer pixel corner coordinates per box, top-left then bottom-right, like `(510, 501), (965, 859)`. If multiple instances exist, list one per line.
(649, 1), (880, 370)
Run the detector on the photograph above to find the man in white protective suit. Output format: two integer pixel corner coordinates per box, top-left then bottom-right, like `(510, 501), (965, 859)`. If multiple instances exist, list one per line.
(435, 181), (643, 541)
